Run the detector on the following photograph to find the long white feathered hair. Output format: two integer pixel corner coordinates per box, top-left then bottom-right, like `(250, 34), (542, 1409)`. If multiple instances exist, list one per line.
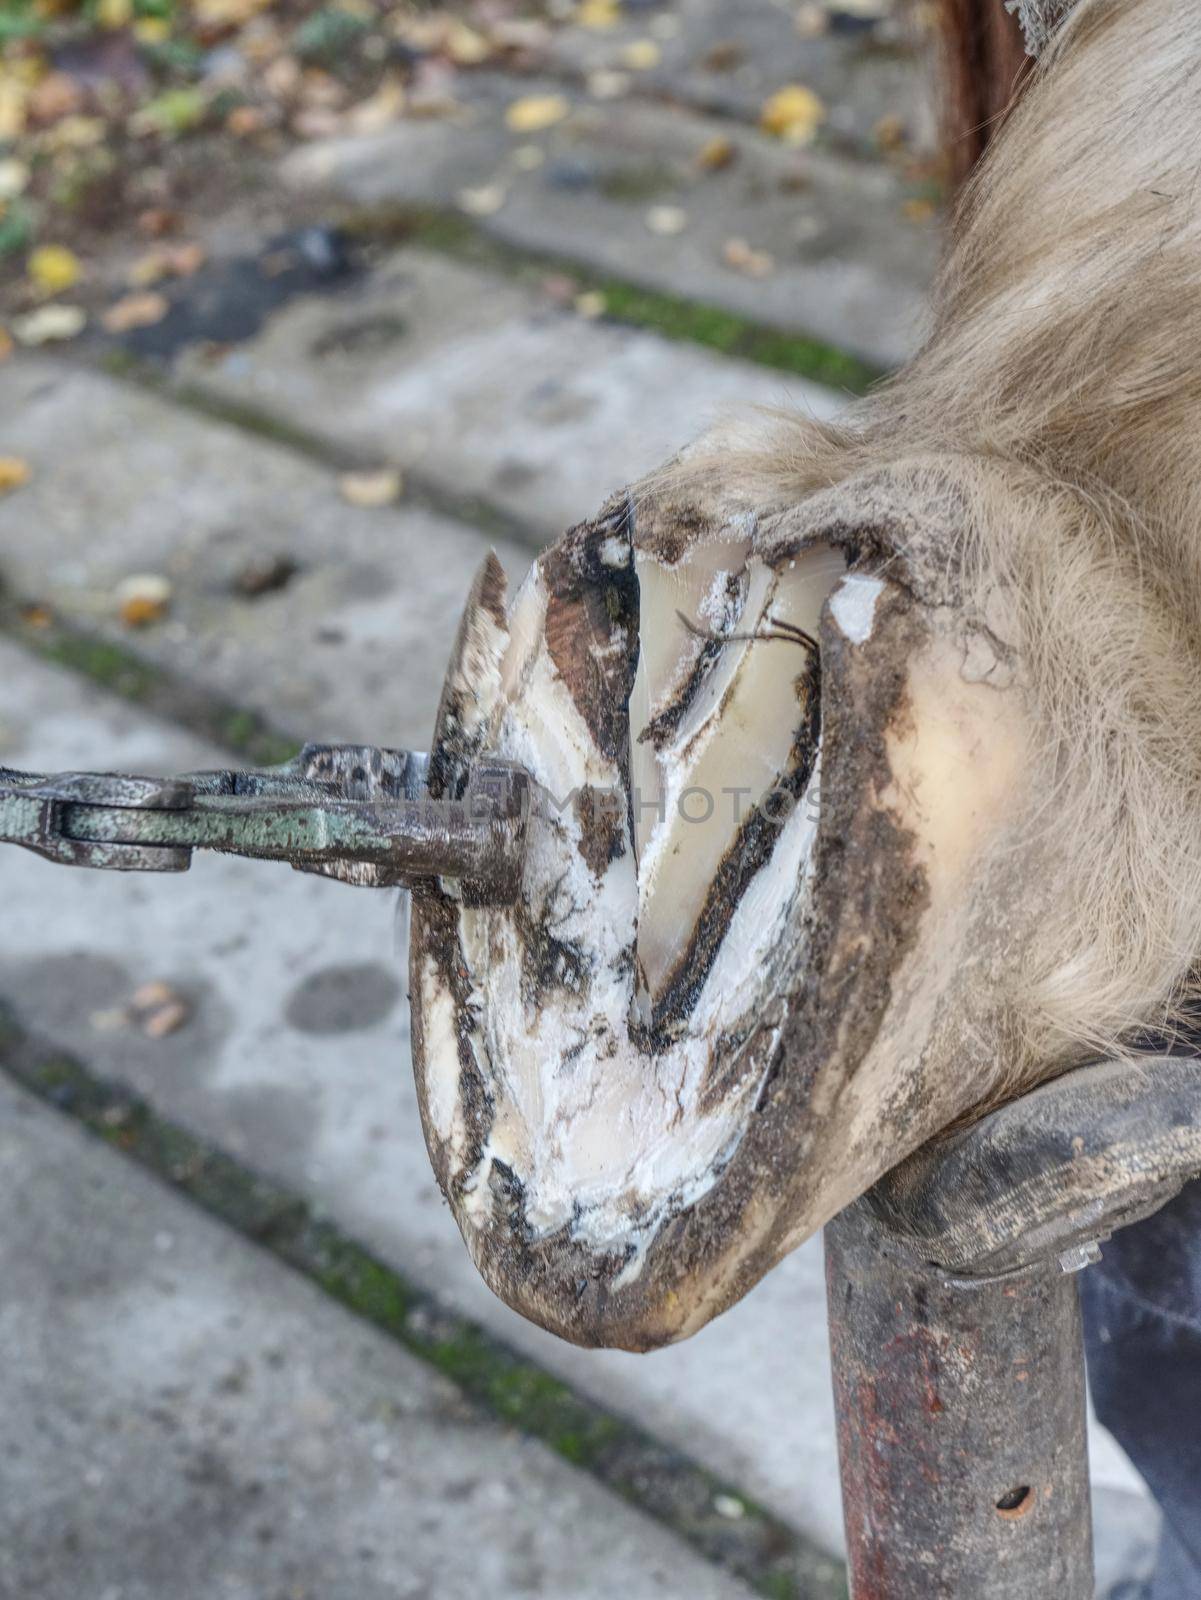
(677, 0), (1201, 1073)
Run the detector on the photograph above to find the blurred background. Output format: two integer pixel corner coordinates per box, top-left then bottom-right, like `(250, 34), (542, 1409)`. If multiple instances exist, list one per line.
(0, 2), (1160, 1596)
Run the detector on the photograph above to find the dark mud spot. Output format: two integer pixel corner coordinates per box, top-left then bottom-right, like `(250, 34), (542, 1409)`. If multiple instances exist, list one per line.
(284, 962), (401, 1035)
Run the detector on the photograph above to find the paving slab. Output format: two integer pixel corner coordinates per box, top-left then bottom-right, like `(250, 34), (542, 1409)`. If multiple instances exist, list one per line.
(0, 638), (1158, 1595)
(0, 1075), (765, 1600)
(542, 0), (940, 159)
(170, 246), (843, 543)
(283, 77), (938, 368)
(0, 355), (532, 751)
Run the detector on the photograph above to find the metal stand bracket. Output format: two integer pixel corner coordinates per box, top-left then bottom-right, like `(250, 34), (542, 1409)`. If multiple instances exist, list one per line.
(827, 1055), (1201, 1598)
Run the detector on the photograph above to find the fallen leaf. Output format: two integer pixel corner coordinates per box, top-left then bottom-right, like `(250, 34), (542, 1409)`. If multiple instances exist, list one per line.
(128, 250), (168, 286)
(339, 468), (402, 508)
(0, 158), (30, 201)
(574, 289), (607, 319)
(102, 291), (169, 333)
(620, 39), (661, 71)
(292, 107), (343, 140)
(794, 4), (829, 37)
(445, 22), (491, 65)
(130, 980), (174, 1010)
(298, 68), (346, 111)
(226, 104), (266, 137)
(262, 54), (303, 99)
(233, 553), (298, 597)
(145, 998), (190, 1037)
(505, 93), (570, 133)
(117, 573), (172, 626)
(0, 457), (31, 497)
(696, 135), (736, 172)
(11, 304), (86, 344)
(19, 603), (53, 629)
(129, 980), (192, 1038)
(28, 244), (82, 296)
(457, 183), (506, 217)
(722, 236), (776, 278)
(133, 16), (171, 43)
(128, 242), (205, 287)
(167, 242), (206, 277)
(28, 71), (82, 125)
(0, 78), (27, 143)
(645, 204), (688, 236)
(700, 41), (745, 71)
(136, 207), (179, 236)
(575, 0), (621, 27)
(194, 0), (272, 27)
(903, 197), (936, 223)
(874, 114), (906, 152)
(760, 84), (826, 145)
(130, 87), (208, 138)
(97, 0), (133, 26)
(586, 69), (630, 101)
(344, 76), (405, 134)
(0, 329), (13, 363)
(41, 114), (106, 151)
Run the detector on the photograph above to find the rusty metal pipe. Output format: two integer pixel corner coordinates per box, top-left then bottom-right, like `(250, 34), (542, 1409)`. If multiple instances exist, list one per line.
(825, 1199), (1093, 1599)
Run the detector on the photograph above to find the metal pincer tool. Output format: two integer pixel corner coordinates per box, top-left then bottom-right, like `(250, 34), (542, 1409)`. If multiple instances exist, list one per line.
(0, 744), (530, 904)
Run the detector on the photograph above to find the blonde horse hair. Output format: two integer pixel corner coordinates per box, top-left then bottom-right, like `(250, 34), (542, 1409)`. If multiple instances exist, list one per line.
(669, 0), (1201, 1075)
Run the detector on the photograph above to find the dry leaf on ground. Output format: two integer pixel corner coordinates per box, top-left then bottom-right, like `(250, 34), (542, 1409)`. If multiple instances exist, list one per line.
(128, 242), (205, 286)
(41, 114), (106, 152)
(11, 305), (87, 344)
(586, 69), (630, 101)
(760, 84), (826, 145)
(116, 573), (173, 626)
(505, 94), (570, 133)
(696, 135), (736, 172)
(28, 244), (82, 296)
(345, 77), (405, 134)
(575, 0), (621, 28)
(339, 468), (402, 508)
(28, 72), (83, 126)
(874, 114), (906, 152)
(0, 458), (31, 497)
(128, 980), (192, 1038)
(645, 205), (688, 236)
(226, 104), (266, 136)
(722, 237), (776, 278)
(102, 291), (169, 333)
(620, 40), (661, 71)
(0, 158), (29, 201)
(0, 78), (27, 143)
(457, 183), (506, 217)
(446, 22), (492, 65)
(903, 197), (936, 222)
